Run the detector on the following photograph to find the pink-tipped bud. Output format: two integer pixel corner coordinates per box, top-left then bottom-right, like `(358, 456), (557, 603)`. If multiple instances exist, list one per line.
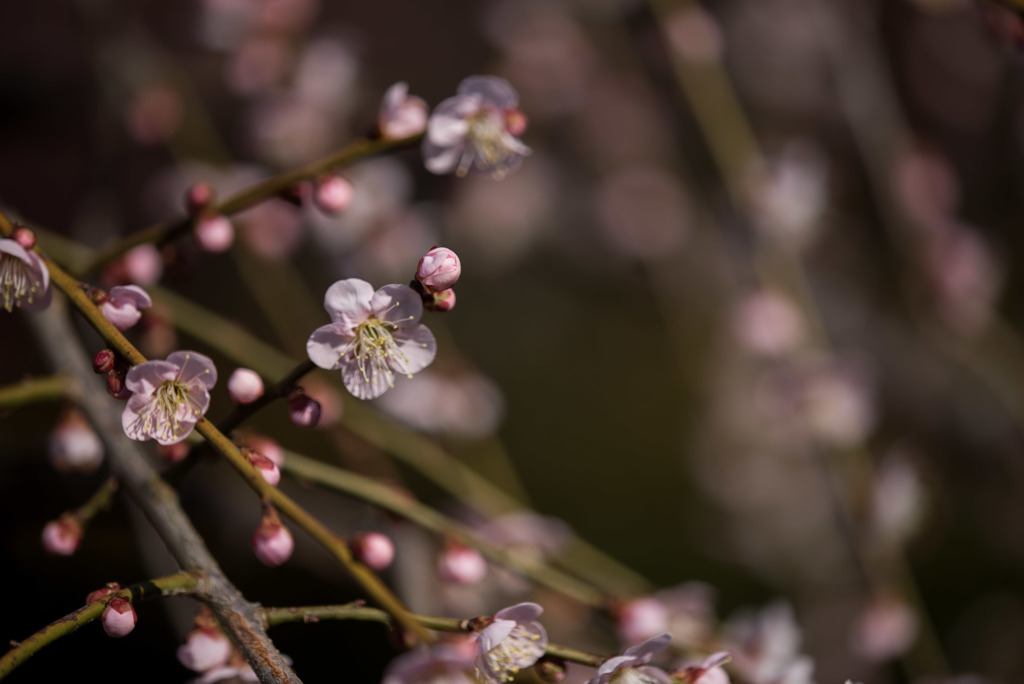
(352, 532), (396, 571)
(102, 597), (137, 638)
(93, 349), (116, 374)
(245, 449), (281, 487)
(424, 288), (456, 313)
(86, 584), (119, 604)
(504, 108), (528, 137)
(106, 369), (131, 400)
(42, 515), (82, 556)
(227, 368), (265, 405)
(177, 628), (233, 673)
(158, 442), (191, 463)
(193, 214), (235, 253)
(314, 175), (354, 215)
(243, 434), (283, 466)
(252, 509), (294, 567)
(48, 409), (103, 473)
(438, 543), (486, 585)
(12, 226), (36, 250)
(287, 391), (321, 428)
(416, 247), (461, 293)
(185, 183), (215, 216)
(616, 597), (670, 645)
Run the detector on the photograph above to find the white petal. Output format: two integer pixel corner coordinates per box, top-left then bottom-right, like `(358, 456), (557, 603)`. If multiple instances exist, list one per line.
(124, 360), (179, 395)
(168, 350), (218, 389)
(306, 323), (352, 370)
(458, 75), (519, 108)
(391, 324), (436, 375)
(373, 284), (423, 326)
(323, 278), (374, 328)
(340, 355), (394, 400)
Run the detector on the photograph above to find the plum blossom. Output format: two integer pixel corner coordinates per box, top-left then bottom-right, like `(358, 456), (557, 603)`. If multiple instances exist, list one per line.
(674, 652), (731, 684)
(379, 82), (428, 140)
(383, 644), (478, 684)
(121, 351), (217, 445)
(423, 75), (531, 178)
(306, 278), (437, 400)
(99, 285), (152, 331)
(587, 633), (674, 684)
(474, 603), (549, 683)
(0, 238), (51, 312)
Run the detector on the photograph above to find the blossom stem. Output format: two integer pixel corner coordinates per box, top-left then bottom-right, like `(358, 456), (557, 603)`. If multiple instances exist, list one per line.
(72, 476), (119, 524)
(79, 133), (424, 276)
(260, 604), (606, 668)
(0, 571), (200, 680)
(0, 375), (68, 407)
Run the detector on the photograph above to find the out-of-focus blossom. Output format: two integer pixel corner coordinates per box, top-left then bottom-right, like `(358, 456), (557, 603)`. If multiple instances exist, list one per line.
(617, 597), (670, 646)
(379, 82), (428, 140)
(225, 35), (293, 95)
(376, 368), (505, 438)
(238, 198), (304, 260)
(594, 165), (690, 261)
(657, 583), (717, 648)
(474, 603), (549, 684)
(892, 144), (960, 231)
(126, 84), (184, 146)
(42, 515), (82, 556)
(732, 290), (805, 358)
(576, 74), (674, 169)
(799, 358), (875, 449)
(185, 183), (215, 216)
(664, 5), (723, 64)
(439, 543), (487, 585)
(478, 511), (571, 563)
(313, 175), (354, 215)
(227, 368), (265, 405)
(416, 246), (462, 293)
(102, 244), (163, 288)
(194, 215), (235, 253)
(247, 93), (337, 167)
(871, 450), (925, 543)
(178, 628), (233, 673)
(102, 598), (137, 638)
(293, 38), (358, 111)
(48, 409), (103, 473)
(586, 633), (674, 684)
(850, 595), (918, 662)
(252, 507), (293, 567)
(0, 238), (51, 312)
(923, 223), (1001, 336)
(99, 285), (153, 331)
(307, 279), (437, 400)
(190, 661), (259, 684)
(121, 351), (217, 445)
(382, 644), (478, 684)
(351, 532), (395, 571)
(748, 143), (828, 250)
(724, 603), (814, 684)
(673, 652), (731, 684)
(423, 76), (531, 178)
(12, 225), (35, 249)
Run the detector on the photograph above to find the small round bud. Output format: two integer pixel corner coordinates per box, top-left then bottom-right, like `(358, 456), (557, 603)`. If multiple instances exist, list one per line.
(242, 434), (284, 466)
(616, 597), (670, 645)
(123, 244), (164, 286)
(227, 368), (265, 405)
(416, 246), (461, 293)
(352, 532), (396, 571)
(12, 226), (36, 250)
(185, 182), (215, 216)
(245, 448), (281, 487)
(504, 108), (528, 137)
(193, 214), (235, 253)
(42, 515), (82, 556)
(252, 509), (294, 567)
(93, 349), (116, 374)
(48, 409), (103, 473)
(536, 656), (568, 683)
(438, 543), (486, 585)
(287, 391), (321, 428)
(177, 628), (233, 673)
(158, 442), (191, 463)
(314, 175), (354, 215)
(424, 288), (456, 313)
(86, 584), (120, 604)
(101, 597), (137, 638)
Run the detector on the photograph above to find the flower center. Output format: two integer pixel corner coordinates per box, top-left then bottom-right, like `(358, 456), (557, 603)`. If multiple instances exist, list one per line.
(345, 316), (407, 389)
(480, 625), (545, 683)
(460, 107), (521, 178)
(0, 253), (44, 312)
(139, 380), (201, 443)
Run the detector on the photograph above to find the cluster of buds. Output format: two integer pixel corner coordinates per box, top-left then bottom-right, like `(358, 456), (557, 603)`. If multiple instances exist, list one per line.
(93, 348), (131, 400)
(410, 246), (461, 312)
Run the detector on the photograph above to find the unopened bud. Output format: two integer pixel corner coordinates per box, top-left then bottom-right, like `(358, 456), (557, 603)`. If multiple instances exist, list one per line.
(101, 597), (137, 638)
(351, 532), (396, 571)
(616, 597), (670, 645)
(424, 288), (456, 312)
(106, 369), (131, 400)
(227, 368), (264, 405)
(245, 448), (281, 487)
(314, 175), (354, 215)
(287, 390), (321, 428)
(536, 656), (568, 683)
(123, 244), (164, 286)
(242, 434), (283, 466)
(438, 543), (486, 585)
(252, 508), (294, 567)
(93, 349), (116, 374)
(42, 515), (82, 556)
(185, 182), (215, 216)
(193, 214), (234, 253)
(177, 628), (233, 673)
(416, 247), (461, 293)
(158, 442), (191, 463)
(504, 108), (528, 137)
(12, 226), (36, 250)
(48, 409), (103, 473)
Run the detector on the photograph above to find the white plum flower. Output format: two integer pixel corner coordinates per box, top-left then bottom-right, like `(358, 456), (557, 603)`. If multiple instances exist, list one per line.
(474, 602), (549, 683)
(121, 351), (217, 445)
(99, 284), (152, 331)
(587, 634), (674, 684)
(306, 278), (436, 400)
(422, 75), (531, 179)
(0, 238), (51, 312)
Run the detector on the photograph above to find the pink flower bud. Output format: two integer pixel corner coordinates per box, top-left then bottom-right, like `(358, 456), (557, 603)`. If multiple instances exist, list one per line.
(245, 449), (281, 487)
(227, 368), (265, 404)
(185, 182), (215, 216)
(99, 285), (153, 331)
(242, 434), (284, 466)
(314, 175), (354, 215)
(123, 244), (163, 286)
(438, 543), (486, 585)
(42, 515), (82, 556)
(48, 409), (103, 473)
(158, 442), (191, 463)
(424, 288), (456, 313)
(252, 510), (294, 567)
(416, 246), (462, 293)
(378, 82), (429, 140)
(106, 369), (131, 400)
(12, 226), (36, 250)
(288, 391), (321, 428)
(352, 532), (395, 571)
(616, 597), (670, 645)
(93, 349), (116, 374)
(177, 628), (233, 673)
(503, 108), (528, 137)
(101, 597), (137, 638)
(86, 584), (119, 604)
(194, 215), (235, 253)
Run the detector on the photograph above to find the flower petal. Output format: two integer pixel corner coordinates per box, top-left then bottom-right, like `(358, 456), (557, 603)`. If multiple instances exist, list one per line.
(391, 324), (437, 375)
(478, 619), (517, 654)
(423, 140), (465, 175)
(339, 354), (395, 400)
(323, 278), (375, 328)
(124, 360), (180, 395)
(494, 602), (544, 623)
(167, 350), (218, 389)
(306, 322), (352, 370)
(427, 102), (472, 146)
(458, 75), (519, 108)
(373, 284), (423, 326)
(110, 284), (152, 308)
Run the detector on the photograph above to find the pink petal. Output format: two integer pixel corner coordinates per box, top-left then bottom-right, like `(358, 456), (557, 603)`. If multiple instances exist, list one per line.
(323, 278), (375, 329)
(458, 75), (519, 108)
(391, 324), (437, 375)
(167, 350), (218, 389)
(372, 284), (423, 326)
(306, 322), (351, 370)
(124, 360), (180, 395)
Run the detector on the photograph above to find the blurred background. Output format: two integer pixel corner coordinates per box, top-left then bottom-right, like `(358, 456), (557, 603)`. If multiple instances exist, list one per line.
(3, 0), (1024, 682)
